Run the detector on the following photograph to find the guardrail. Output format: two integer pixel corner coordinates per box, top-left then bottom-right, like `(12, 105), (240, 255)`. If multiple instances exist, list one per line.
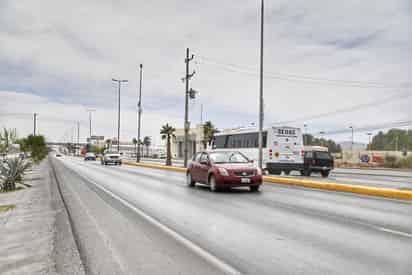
(122, 161), (412, 201)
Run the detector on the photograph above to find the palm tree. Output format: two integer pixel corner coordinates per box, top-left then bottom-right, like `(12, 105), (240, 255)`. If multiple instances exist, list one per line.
(160, 124), (175, 166)
(132, 138), (138, 159)
(143, 136), (151, 157)
(203, 121), (218, 149)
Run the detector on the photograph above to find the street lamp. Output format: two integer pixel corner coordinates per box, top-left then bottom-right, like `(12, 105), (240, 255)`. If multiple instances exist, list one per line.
(112, 78), (128, 152)
(366, 133), (372, 150)
(258, 0), (265, 170)
(137, 64), (143, 162)
(86, 108), (95, 143)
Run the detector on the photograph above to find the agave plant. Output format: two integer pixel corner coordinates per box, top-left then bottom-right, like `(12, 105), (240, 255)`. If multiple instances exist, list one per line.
(0, 158), (31, 191)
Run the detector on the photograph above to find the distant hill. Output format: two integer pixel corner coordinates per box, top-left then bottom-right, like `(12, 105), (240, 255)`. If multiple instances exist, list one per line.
(339, 141), (367, 151)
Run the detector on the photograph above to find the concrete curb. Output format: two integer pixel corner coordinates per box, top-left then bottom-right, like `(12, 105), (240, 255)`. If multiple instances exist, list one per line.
(123, 161), (412, 201)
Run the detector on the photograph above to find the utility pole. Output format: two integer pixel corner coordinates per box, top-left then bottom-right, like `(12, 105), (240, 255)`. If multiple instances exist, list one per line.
(137, 64), (143, 162)
(33, 113), (37, 136)
(349, 126), (354, 153)
(77, 121), (80, 155)
(258, 0), (265, 170)
(367, 133), (372, 151)
(200, 103), (203, 125)
(112, 78), (128, 152)
(183, 48), (195, 168)
(395, 136), (399, 151)
(303, 124), (308, 145)
(86, 109), (95, 143)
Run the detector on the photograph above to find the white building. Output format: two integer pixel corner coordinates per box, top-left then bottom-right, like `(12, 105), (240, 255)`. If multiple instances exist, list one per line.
(171, 124), (205, 159)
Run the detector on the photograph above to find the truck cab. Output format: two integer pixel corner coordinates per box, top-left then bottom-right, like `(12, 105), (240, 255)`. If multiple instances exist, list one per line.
(302, 146), (334, 177)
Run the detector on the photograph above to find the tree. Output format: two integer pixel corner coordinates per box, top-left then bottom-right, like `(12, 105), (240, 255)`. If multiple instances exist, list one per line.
(303, 134), (341, 153)
(143, 136), (151, 157)
(160, 124), (175, 166)
(370, 129), (412, 151)
(17, 135), (48, 163)
(0, 128), (17, 156)
(132, 138), (138, 158)
(203, 121), (218, 149)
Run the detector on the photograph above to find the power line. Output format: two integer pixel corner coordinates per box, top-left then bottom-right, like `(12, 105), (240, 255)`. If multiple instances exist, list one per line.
(315, 120), (412, 136)
(272, 90), (412, 125)
(197, 56), (411, 89)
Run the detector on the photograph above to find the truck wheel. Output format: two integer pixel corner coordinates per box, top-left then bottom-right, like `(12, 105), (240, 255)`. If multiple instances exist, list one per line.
(284, 170), (291, 175)
(301, 169), (311, 176)
(321, 171), (330, 178)
(271, 170), (281, 175)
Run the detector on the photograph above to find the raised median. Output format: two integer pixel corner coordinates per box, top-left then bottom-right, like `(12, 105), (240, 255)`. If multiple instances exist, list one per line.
(122, 160), (412, 201)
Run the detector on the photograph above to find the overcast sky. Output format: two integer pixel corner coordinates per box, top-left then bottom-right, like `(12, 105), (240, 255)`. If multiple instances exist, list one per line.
(1, 0), (411, 145)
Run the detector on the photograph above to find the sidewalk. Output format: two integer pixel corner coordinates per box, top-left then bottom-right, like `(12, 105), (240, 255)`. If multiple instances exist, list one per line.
(0, 159), (84, 275)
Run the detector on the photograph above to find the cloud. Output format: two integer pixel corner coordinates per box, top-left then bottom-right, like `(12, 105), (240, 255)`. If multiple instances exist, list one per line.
(1, 0), (411, 144)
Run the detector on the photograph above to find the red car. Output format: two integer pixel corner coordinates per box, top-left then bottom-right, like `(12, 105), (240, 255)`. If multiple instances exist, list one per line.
(187, 151), (262, 192)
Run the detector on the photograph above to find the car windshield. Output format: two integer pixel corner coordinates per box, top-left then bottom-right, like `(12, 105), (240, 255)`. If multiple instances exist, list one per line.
(209, 152), (249, 163)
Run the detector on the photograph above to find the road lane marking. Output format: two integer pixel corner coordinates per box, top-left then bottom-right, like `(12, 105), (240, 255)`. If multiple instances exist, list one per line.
(70, 167), (242, 275)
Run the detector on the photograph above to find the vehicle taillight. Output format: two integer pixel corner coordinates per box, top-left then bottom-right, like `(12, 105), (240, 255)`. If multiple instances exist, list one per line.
(301, 150), (304, 157)
(269, 149), (273, 159)
(312, 159), (316, 165)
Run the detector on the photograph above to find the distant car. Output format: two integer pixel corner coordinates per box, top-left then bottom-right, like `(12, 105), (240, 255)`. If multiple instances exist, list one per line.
(101, 150), (122, 165)
(55, 153), (62, 157)
(187, 151), (262, 192)
(301, 149), (334, 177)
(84, 152), (96, 161)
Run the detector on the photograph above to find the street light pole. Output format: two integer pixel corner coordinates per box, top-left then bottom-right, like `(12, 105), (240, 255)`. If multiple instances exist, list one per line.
(137, 64), (143, 162)
(367, 133), (372, 151)
(86, 109), (95, 143)
(303, 124), (308, 145)
(349, 126), (354, 152)
(33, 113), (37, 136)
(258, 0), (265, 170)
(112, 78), (128, 152)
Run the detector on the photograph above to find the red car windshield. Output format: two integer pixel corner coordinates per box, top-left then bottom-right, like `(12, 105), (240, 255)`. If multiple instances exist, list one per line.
(209, 152), (249, 164)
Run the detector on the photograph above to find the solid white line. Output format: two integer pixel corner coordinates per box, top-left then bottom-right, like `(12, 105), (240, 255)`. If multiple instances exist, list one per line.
(375, 227), (412, 238)
(80, 172), (242, 275)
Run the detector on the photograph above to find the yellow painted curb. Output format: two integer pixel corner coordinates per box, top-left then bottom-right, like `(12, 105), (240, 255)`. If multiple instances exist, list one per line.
(122, 161), (412, 201)
(263, 176), (412, 201)
(123, 160), (187, 173)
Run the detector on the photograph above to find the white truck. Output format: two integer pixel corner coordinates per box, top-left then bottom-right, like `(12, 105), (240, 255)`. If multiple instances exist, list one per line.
(212, 126), (304, 175)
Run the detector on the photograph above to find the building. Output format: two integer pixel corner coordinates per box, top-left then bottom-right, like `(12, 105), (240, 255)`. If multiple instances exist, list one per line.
(171, 124), (205, 159)
(87, 135), (105, 147)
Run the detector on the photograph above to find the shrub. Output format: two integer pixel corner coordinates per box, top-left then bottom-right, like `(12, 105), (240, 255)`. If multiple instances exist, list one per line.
(384, 155), (398, 168)
(397, 155), (412, 168)
(0, 158), (31, 191)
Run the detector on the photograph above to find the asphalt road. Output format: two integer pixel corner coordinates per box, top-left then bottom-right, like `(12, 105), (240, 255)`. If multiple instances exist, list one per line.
(53, 156), (412, 275)
(129, 158), (412, 190)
